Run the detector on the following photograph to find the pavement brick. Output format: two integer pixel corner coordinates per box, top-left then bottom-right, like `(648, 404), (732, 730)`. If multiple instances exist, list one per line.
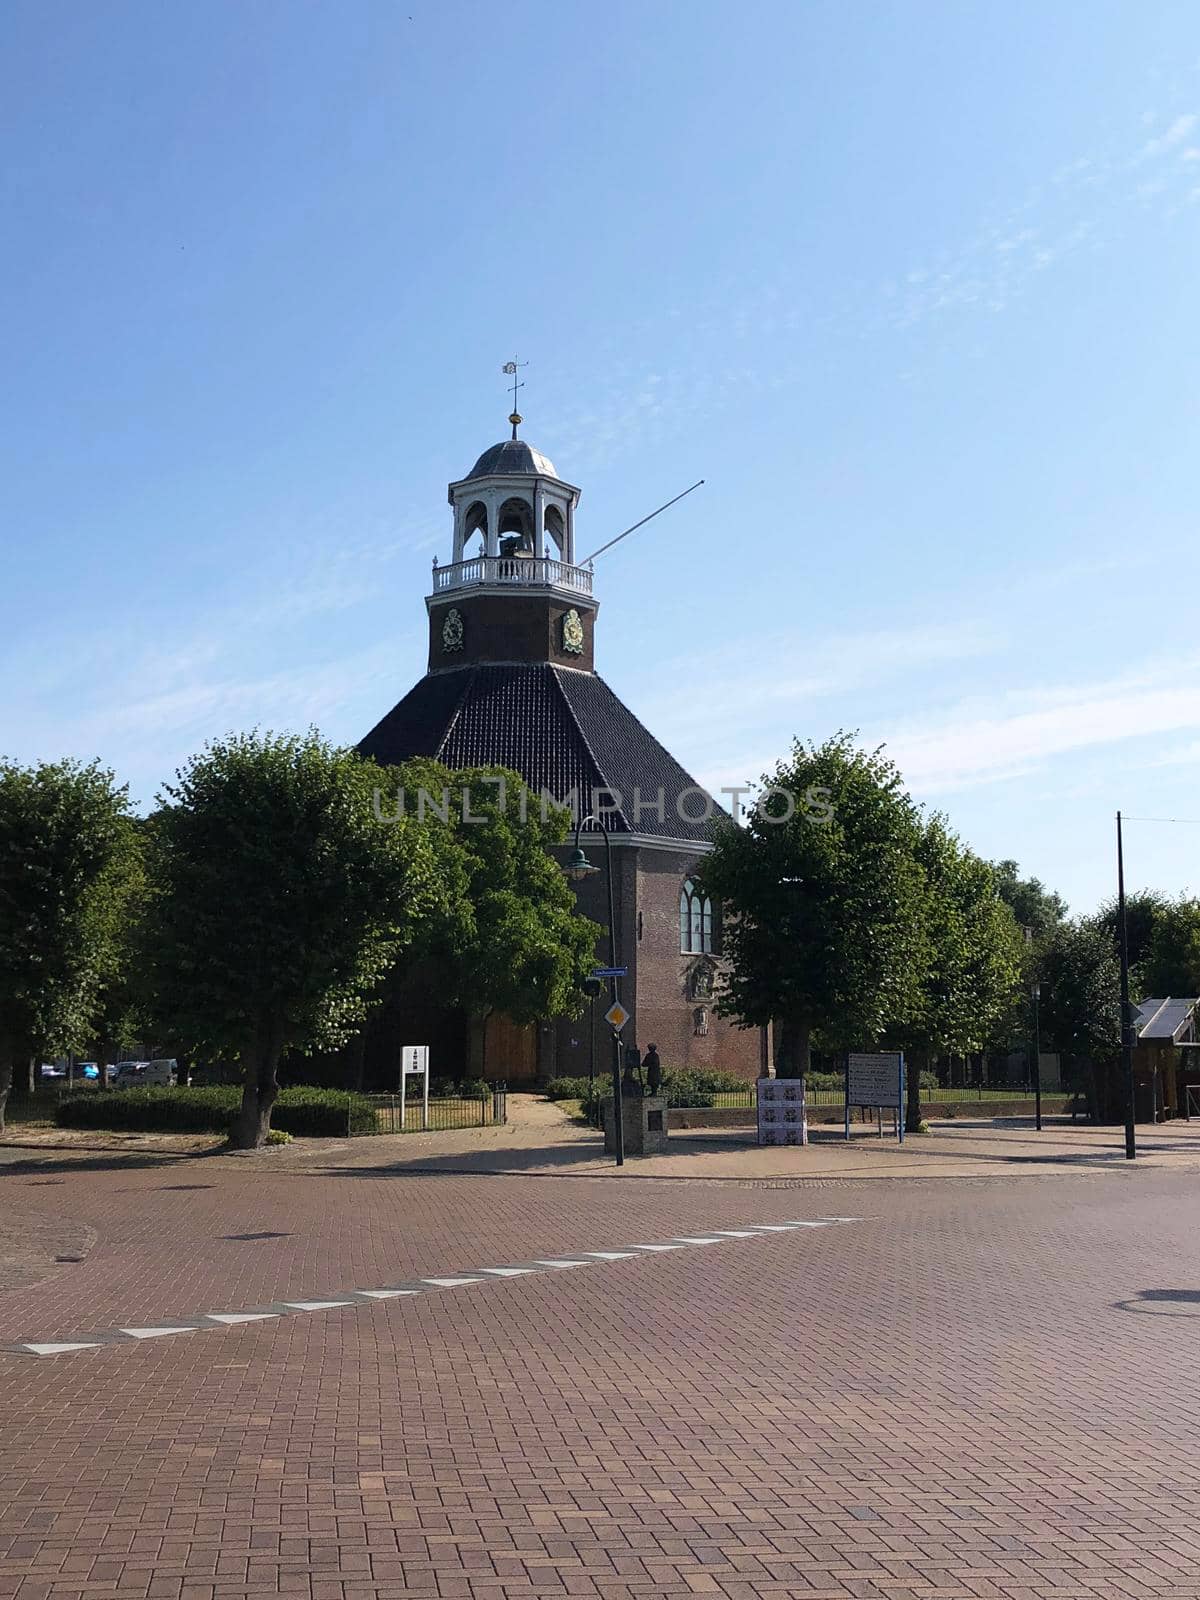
(4, 1127), (1200, 1598)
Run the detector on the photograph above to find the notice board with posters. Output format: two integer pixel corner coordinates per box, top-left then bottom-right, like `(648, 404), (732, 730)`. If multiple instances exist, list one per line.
(845, 1051), (905, 1143)
(757, 1077), (808, 1146)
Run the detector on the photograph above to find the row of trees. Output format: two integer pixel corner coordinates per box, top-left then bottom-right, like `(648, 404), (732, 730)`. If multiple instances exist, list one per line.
(0, 737), (598, 1146)
(700, 736), (1027, 1131)
(701, 734), (1200, 1127)
(6, 725), (1195, 1144)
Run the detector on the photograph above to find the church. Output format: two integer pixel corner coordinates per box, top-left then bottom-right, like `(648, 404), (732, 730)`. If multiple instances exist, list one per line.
(357, 412), (768, 1088)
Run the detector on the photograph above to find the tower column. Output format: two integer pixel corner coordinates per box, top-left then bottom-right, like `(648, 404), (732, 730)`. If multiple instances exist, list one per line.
(533, 481), (546, 560)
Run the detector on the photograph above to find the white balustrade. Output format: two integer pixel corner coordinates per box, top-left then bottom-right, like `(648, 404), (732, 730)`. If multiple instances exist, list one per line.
(431, 555), (593, 596)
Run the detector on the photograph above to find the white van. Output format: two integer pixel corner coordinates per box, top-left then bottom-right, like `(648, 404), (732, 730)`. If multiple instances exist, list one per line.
(113, 1059), (177, 1088)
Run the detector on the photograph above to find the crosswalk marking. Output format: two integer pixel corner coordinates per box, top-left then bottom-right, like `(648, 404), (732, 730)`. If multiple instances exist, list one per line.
(119, 1326), (197, 1339)
(205, 1312), (279, 1325)
(7, 1216), (863, 1357)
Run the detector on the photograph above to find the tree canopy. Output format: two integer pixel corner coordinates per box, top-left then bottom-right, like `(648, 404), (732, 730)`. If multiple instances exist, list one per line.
(388, 759), (600, 1025)
(143, 731), (444, 1147)
(0, 758), (139, 1130)
(893, 819), (1024, 1129)
(699, 734), (926, 1076)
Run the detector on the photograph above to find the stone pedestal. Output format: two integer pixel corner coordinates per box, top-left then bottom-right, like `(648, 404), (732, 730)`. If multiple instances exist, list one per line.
(603, 1095), (669, 1156)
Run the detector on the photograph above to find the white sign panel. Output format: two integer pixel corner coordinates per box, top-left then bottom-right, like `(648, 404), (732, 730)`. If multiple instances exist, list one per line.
(756, 1077), (808, 1147)
(846, 1052), (903, 1109)
(400, 1044), (430, 1132)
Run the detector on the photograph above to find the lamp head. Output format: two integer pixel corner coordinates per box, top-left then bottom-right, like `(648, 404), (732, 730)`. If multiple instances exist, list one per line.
(564, 845), (600, 882)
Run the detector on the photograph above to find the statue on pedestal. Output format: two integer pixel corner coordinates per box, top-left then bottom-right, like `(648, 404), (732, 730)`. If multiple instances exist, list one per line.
(643, 1043), (662, 1098)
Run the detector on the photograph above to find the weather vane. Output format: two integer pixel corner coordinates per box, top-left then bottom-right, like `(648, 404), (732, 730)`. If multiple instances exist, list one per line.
(502, 358), (527, 438)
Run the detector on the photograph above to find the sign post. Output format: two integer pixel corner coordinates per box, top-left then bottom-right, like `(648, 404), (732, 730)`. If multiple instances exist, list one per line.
(845, 1051), (905, 1144)
(400, 1044), (430, 1132)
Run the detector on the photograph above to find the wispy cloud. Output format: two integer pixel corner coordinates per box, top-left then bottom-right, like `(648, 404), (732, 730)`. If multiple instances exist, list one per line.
(531, 98), (1200, 469)
(877, 655), (1200, 794)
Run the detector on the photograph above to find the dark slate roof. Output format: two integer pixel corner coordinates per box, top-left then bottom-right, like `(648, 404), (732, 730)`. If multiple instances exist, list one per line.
(465, 439), (558, 480)
(358, 663), (720, 844)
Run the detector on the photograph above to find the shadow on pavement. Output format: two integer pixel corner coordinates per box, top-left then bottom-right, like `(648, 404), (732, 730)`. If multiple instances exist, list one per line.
(1113, 1288), (1200, 1318)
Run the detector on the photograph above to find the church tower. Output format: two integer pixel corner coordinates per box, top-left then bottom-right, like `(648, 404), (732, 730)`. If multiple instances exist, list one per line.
(358, 414), (767, 1087)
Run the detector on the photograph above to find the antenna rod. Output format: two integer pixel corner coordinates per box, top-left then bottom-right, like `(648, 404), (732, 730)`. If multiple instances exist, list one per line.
(581, 479), (705, 564)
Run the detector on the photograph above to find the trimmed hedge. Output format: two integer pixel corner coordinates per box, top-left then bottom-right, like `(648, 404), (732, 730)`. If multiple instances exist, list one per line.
(55, 1085), (376, 1137)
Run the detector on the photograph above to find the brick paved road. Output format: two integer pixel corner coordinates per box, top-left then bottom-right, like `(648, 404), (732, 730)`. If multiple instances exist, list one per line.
(4, 1150), (1200, 1598)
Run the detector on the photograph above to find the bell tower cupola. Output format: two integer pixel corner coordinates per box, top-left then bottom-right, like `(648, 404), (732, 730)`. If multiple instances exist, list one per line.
(427, 412), (597, 672)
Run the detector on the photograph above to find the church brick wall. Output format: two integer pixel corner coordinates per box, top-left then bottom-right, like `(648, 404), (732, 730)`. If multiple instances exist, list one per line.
(546, 841), (764, 1089)
(428, 592), (597, 671)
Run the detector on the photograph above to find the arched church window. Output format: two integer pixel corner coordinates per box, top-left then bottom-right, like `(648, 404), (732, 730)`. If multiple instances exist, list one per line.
(679, 878), (716, 954)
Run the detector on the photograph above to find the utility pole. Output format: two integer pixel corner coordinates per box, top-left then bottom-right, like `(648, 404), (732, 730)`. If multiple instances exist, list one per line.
(1116, 811), (1136, 1160)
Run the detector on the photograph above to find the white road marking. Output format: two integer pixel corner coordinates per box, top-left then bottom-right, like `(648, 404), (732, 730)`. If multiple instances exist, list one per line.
(7, 1218), (862, 1357)
(205, 1312), (279, 1325)
(22, 1341), (104, 1355)
(119, 1326), (197, 1339)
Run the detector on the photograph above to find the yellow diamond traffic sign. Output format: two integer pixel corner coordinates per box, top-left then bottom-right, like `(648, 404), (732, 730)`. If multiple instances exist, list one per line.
(604, 1001), (629, 1032)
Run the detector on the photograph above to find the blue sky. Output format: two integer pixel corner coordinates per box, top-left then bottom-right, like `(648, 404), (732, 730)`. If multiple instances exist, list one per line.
(3, 0), (1200, 913)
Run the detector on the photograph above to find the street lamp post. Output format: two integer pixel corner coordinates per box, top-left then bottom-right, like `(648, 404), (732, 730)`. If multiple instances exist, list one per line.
(563, 815), (624, 1167)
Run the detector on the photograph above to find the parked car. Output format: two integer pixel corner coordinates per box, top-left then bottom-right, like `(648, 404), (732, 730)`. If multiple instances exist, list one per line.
(113, 1059), (176, 1088)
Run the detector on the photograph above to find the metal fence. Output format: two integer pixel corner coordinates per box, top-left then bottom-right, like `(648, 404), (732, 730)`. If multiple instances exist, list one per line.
(357, 1087), (507, 1136)
(603, 1081), (1047, 1115)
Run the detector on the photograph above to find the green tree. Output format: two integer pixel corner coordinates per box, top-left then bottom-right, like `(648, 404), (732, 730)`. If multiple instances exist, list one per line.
(894, 821), (1024, 1131)
(991, 860), (1068, 942)
(0, 759), (137, 1131)
(387, 760), (600, 1056)
(1038, 919), (1121, 1118)
(698, 734), (926, 1078)
(1091, 889), (1167, 976)
(143, 731), (442, 1148)
(1141, 895), (1200, 996)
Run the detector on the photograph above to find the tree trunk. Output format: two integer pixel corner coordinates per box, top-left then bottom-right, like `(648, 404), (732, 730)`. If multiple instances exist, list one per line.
(776, 1018), (812, 1079)
(905, 1047), (927, 1133)
(348, 1032), (367, 1093)
(0, 1043), (12, 1136)
(96, 1041), (110, 1091)
(232, 1024), (283, 1149)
